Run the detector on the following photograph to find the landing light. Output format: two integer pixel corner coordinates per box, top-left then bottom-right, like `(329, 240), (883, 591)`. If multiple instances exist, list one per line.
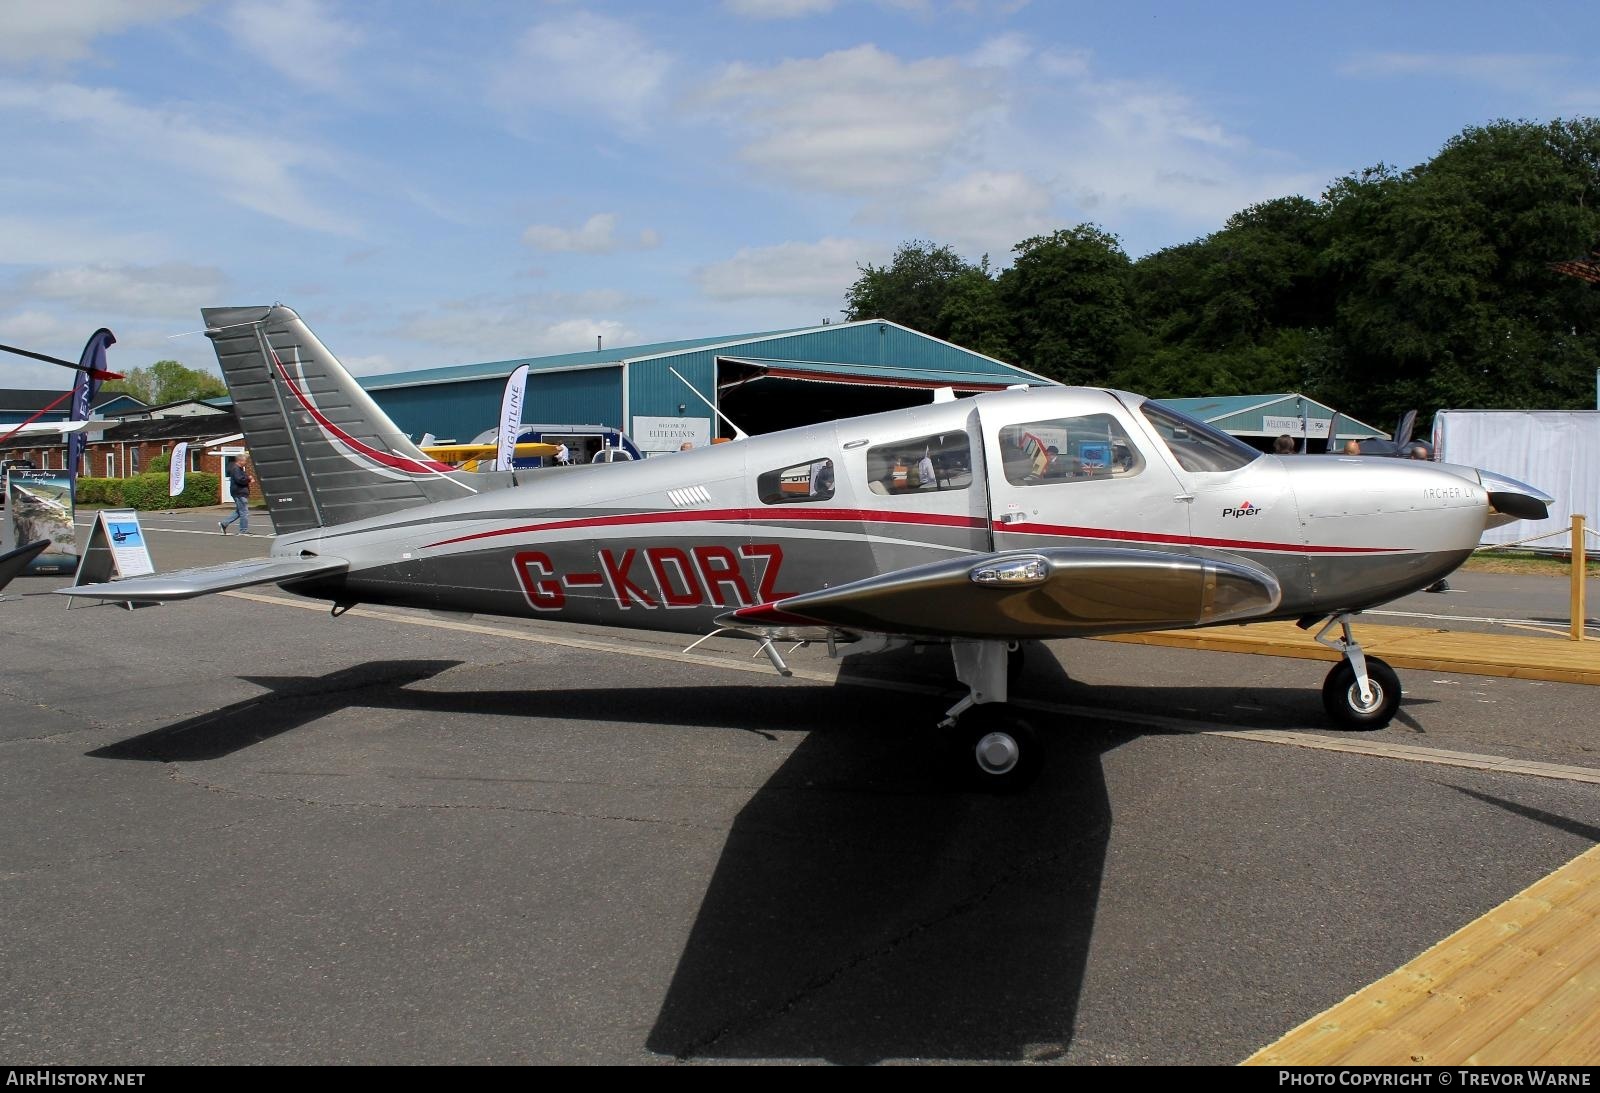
(969, 556), (1049, 587)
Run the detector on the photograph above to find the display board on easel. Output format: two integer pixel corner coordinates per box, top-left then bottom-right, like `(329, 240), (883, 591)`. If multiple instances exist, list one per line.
(67, 508), (157, 610)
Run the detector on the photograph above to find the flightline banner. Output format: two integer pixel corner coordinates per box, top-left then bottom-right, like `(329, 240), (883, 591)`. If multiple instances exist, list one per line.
(498, 365), (528, 473)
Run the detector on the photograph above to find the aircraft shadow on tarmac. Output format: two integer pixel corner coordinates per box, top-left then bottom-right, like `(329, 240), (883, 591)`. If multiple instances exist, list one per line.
(82, 643), (1431, 1062)
(1443, 785), (1600, 843)
(87, 660), (466, 762)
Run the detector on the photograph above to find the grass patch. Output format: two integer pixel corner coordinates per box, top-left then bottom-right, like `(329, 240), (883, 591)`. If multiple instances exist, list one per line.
(1463, 550), (1600, 577)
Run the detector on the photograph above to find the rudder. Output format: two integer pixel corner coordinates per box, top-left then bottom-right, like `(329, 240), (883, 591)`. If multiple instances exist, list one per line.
(203, 305), (466, 534)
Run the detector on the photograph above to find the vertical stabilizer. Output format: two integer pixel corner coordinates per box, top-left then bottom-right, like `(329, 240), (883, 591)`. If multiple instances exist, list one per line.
(203, 305), (468, 534)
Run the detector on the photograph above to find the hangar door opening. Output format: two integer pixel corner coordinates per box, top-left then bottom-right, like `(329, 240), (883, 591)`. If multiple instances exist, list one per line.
(715, 358), (995, 437)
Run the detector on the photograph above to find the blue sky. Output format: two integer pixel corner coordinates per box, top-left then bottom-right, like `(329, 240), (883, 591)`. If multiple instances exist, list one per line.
(2, 0), (1596, 389)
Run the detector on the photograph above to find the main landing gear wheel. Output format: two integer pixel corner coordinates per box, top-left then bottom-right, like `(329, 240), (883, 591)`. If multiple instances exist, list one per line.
(952, 705), (1042, 793)
(1321, 658), (1401, 729)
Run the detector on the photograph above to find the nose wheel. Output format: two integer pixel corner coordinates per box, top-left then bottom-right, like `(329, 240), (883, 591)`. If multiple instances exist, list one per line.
(942, 640), (1045, 791)
(951, 704), (1042, 792)
(1313, 614), (1402, 729)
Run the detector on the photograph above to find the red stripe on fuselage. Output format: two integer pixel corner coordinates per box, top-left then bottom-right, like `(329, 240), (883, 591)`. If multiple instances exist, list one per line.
(995, 520), (1396, 554)
(421, 507), (1399, 555)
(424, 508), (986, 549)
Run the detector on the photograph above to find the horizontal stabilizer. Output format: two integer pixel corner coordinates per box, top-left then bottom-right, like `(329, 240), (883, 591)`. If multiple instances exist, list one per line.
(0, 540), (50, 594)
(55, 556), (349, 602)
(724, 547), (1281, 639)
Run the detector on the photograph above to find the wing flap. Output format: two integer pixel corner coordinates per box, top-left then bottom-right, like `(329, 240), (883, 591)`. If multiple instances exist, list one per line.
(55, 556), (349, 602)
(725, 547), (1281, 639)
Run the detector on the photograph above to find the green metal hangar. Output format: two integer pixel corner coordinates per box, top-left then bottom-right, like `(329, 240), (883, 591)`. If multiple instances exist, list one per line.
(357, 319), (1049, 455)
(1155, 392), (1390, 452)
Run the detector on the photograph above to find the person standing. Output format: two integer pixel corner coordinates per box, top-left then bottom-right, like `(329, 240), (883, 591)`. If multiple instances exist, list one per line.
(555, 442), (571, 466)
(219, 459), (251, 534)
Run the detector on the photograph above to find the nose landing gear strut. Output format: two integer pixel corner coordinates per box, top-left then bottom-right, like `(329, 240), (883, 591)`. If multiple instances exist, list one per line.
(1311, 614), (1401, 729)
(942, 640), (1041, 791)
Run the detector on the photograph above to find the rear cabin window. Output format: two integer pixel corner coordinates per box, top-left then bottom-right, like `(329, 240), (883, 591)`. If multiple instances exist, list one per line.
(865, 431), (972, 495)
(998, 414), (1144, 486)
(758, 458), (836, 504)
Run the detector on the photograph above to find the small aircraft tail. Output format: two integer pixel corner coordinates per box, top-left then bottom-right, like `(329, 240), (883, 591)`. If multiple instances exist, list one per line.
(203, 305), (473, 534)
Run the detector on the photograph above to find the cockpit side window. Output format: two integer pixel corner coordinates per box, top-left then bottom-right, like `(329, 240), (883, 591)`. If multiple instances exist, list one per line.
(865, 431), (972, 495)
(1139, 401), (1261, 473)
(758, 458), (836, 504)
(997, 414), (1144, 486)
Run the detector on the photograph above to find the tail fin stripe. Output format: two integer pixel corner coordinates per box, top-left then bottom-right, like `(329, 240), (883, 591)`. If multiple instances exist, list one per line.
(270, 348), (455, 476)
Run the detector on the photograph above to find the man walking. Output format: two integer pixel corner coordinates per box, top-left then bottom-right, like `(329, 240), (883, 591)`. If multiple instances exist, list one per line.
(219, 459), (252, 534)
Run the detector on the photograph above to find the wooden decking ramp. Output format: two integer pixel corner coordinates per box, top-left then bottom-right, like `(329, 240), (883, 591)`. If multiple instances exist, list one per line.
(1243, 843), (1600, 1065)
(1100, 621), (1600, 687)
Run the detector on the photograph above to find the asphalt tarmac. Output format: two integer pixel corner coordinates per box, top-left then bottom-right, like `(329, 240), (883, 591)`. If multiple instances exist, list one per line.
(1, 509), (1596, 1064)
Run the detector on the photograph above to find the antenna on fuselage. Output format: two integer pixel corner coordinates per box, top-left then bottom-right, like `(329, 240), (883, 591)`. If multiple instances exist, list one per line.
(668, 365), (748, 441)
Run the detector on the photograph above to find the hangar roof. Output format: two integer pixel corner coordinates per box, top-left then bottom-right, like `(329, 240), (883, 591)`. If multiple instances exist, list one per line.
(1156, 392), (1389, 440)
(358, 318), (1045, 391)
(717, 356), (1024, 391)
(360, 326), (813, 390)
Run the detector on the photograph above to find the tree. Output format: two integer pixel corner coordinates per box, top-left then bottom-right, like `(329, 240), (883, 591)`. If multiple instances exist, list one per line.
(844, 240), (983, 337)
(1322, 119), (1600, 425)
(998, 225), (1133, 385)
(103, 360), (228, 405)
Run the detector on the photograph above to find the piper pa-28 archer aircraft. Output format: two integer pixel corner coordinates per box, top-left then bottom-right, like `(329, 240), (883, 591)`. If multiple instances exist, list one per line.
(62, 306), (1553, 789)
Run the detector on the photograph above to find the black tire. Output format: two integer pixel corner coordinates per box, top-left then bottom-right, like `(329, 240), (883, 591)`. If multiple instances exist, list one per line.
(1321, 658), (1401, 730)
(1007, 642), (1026, 689)
(953, 704), (1043, 793)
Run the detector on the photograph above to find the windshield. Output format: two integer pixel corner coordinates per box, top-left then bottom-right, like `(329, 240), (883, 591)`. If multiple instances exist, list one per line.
(1139, 401), (1261, 473)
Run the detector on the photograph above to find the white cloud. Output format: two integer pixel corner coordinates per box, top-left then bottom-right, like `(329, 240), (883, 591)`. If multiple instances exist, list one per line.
(17, 263), (228, 319)
(1039, 72), (1319, 229)
(700, 44), (998, 193)
(969, 32), (1031, 70)
(0, 217), (167, 266)
(695, 237), (881, 304)
(0, 80), (353, 235)
(723, 0), (839, 17)
(0, 1), (201, 63)
(0, 308), (220, 387)
(521, 213), (662, 254)
(491, 12), (673, 129)
(891, 170), (1055, 255)
(1340, 52), (1558, 89)
(393, 296), (643, 363)
(223, 0), (364, 94)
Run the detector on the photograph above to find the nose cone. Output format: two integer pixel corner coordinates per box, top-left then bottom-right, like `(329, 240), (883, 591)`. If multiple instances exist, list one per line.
(1472, 467), (1552, 525)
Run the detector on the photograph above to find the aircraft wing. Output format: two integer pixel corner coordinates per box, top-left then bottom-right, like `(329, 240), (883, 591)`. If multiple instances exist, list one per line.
(724, 546), (1281, 640)
(55, 556), (349, 602)
(1, 420), (92, 438)
(421, 441), (559, 461)
(0, 540), (50, 594)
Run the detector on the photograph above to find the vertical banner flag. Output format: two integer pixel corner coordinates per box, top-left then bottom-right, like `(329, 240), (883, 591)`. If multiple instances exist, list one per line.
(68, 328), (116, 495)
(498, 365), (529, 472)
(169, 441), (188, 497)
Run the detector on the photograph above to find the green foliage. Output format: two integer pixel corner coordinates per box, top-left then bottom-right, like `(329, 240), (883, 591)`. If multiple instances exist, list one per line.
(999, 225), (1131, 385)
(75, 473), (219, 510)
(147, 451), (171, 474)
(844, 241), (988, 339)
(842, 117), (1600, 427)
(102, 360), (227, 406)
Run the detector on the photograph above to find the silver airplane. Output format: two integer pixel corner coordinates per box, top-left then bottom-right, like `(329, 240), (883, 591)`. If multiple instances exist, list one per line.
(62, 305), (1553, 790)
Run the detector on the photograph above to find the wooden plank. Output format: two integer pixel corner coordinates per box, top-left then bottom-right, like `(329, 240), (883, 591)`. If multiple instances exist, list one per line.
(1244, 846), (1600, 1065)
(1466, 945), (1600, 1064)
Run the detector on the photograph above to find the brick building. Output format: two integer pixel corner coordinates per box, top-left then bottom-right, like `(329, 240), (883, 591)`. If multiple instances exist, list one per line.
(0, 398), (249, 487)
